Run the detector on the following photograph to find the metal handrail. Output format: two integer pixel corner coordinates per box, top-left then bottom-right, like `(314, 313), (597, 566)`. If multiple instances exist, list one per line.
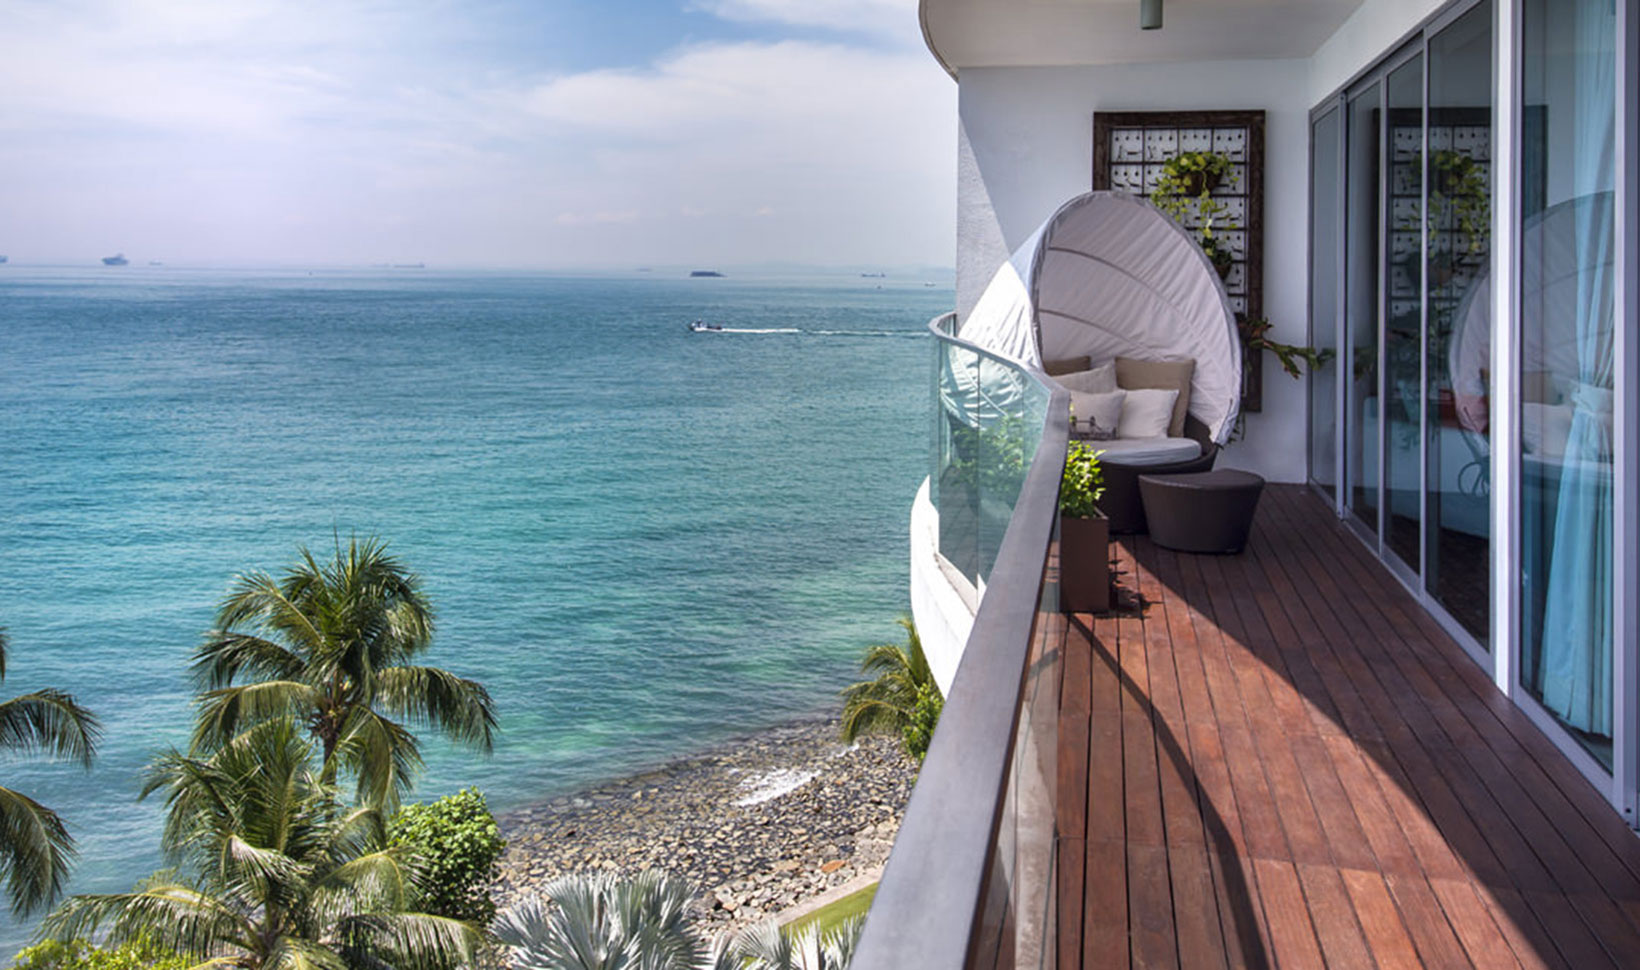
(850, 312), (1068, 969)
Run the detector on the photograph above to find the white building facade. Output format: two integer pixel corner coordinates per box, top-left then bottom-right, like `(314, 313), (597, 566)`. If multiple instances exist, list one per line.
(916, 0), (1639, 824)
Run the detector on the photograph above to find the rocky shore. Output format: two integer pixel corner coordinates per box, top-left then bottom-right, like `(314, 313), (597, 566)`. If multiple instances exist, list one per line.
(492, 717), (915, 934)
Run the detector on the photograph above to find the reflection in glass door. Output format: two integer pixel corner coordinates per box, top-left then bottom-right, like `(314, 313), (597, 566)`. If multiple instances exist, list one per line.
(1309, 107), (1342, 500)
(1383, 54), (1425, 572)
(1345, 83), (1382, 536)
(1518, 0), (1617, 768)
(1427, 1), (1493, 643)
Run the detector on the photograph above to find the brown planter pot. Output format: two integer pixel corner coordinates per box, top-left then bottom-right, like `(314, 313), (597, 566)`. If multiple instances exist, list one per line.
(1059, 513), (1111, 613)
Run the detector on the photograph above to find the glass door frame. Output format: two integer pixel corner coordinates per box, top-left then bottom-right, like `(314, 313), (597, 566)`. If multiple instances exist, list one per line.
(1329, 22), (1493, 666)
(1312, 0), (1637, 824)
(1499, 0), (1638, 824)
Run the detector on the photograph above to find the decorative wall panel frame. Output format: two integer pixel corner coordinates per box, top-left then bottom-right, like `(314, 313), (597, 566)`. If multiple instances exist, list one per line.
(1094, 110), (1266, 408)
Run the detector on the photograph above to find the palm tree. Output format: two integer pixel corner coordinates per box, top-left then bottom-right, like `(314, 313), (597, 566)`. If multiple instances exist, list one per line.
(838, 617), (942, 760)
(732, 918), (863, 970)
(44, 718), (482, 970)
(190, 536), (496, 807)
(494, 871), (709, 970)
(0, 627), (100, 916)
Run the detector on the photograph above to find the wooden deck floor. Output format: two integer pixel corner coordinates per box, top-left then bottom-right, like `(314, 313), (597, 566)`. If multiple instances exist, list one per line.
(1055, 484), (1640, 970)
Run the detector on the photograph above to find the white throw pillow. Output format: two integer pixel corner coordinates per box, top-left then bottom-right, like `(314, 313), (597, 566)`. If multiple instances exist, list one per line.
(1056, 360), (1118, 395)
(1069, 389), (1125, 440)
(1116, 388), (1179, 440)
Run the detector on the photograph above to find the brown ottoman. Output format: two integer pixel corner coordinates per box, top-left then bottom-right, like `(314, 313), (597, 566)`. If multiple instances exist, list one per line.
(1138, 470), (1265, 554)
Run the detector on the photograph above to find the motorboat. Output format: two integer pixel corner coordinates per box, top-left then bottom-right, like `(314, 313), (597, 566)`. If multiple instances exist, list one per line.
(688, 320), (723, 332)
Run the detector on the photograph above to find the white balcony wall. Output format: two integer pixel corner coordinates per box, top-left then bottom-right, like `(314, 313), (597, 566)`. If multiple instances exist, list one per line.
(1309, 0), (1448, 100)
(954, 59), (1312, 482)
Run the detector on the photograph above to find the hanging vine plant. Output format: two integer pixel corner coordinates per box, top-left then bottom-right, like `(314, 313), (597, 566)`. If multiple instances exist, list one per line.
(1150, 150), (1238, 279)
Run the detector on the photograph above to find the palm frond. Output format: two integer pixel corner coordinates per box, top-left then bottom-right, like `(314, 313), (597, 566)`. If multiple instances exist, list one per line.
(213, 571), (327, 657)
(339, 912), (480, 970)
(262, 937), (349, 970)
(0, 784), (74, 916)
(192, 633), (306, 690)
(372, 666), (496, 751)
(42, 882), (256, 959)
(190, 681), (319, 753)
(0, 688), (101, 767)
(331, 707), (423, 809)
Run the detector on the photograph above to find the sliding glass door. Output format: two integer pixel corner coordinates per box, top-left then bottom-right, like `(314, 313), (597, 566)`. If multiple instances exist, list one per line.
(1309, 107), (1341, 499)
(1384, 53), (1425, 572)
(1321, 4), (1495, 652)
(1345, 82), (1382, 537)
(1426, 1), (1494, 643)
(1518, 0), (1618, 768)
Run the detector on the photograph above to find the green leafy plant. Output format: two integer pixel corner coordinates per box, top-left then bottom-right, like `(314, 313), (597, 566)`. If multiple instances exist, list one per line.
(389, 787), (507, 925)
(839, 618), (940, 762)
(1150, 150), (1231, 202)
(43, 718), (482, 970)
(1058, 443), (1106, 520)
(0, 628), (100, 917)
(10, 936), (189, 970)
(1430, 150), (1488, 255)
(1150, 150), (1240, 274)
(902, 682), (943, 763)
(1238, 317), (1335, 380)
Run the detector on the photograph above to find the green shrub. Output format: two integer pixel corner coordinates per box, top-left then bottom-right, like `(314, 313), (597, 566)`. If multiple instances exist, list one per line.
(388, 787), (506, 924)
(11, 937), (189, 970)
(903, 681), (944, 763)
(1059, 442), (1106, 519)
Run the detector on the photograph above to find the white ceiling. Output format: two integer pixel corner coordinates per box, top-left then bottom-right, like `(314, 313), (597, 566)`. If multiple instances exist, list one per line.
(921, 0), (1366, 74)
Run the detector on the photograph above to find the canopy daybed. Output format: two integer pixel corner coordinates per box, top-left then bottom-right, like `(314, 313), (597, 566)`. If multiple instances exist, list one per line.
(959, 191), (1243, 531)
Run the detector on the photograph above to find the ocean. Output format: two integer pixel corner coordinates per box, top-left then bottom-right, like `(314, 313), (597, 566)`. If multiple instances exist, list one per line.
(0, 266), (948, 952)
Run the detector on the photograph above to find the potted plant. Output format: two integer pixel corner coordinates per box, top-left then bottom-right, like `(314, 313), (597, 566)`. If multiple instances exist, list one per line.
(1059, 441), (1111, 613)
(1152, 150), (1232, 198)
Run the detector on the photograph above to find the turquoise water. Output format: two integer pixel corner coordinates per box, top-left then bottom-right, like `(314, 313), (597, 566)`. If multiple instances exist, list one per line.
(0, 267), (947, 951)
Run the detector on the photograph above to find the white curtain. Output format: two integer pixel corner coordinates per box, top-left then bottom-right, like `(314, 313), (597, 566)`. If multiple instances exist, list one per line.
(1536, 0), (1617, 734)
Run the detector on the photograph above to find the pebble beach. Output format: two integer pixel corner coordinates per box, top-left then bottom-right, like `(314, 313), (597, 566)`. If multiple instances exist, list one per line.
(491, 717), (916, 934)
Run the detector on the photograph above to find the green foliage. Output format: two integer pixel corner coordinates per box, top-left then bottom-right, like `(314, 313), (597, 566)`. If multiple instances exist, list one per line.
(10, 936), (189, 970)
(0, 628), (101, 917)
(190, 536), (496, 808)
(43, 719), (482, 970)
(1149, 150), (1238, 264)
(903, 682), (943, 763)
(839, 618), (941, 762)
(1238, 317), (1335, 381)
(389, 787), (506, 924)
(1058, 443), (1106, 519)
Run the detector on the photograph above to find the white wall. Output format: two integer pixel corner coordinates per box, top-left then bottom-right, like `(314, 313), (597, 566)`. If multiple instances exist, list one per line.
(954, 59), (1314, 482)
(1308, 0), (1447, 101)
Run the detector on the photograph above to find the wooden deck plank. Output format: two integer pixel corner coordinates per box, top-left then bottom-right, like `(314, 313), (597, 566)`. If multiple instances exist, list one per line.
(1049, 486), (1640, 969)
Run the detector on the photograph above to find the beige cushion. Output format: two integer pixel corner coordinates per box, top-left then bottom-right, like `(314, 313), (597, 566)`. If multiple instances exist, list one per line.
(1068, 389), (1125, 440)
(1115, 357), (1195, 438)
(1116, 388), (1178, 439)
(1057, 361), (1118, 395)
(1043, 355), (1092, 377)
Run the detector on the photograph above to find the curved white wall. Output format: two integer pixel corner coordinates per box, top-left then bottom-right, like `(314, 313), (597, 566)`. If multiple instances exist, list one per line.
(908, 477), (974, 695)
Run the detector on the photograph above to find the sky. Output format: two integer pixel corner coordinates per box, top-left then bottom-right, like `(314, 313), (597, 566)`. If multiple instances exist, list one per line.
(0, 0), (956, 269)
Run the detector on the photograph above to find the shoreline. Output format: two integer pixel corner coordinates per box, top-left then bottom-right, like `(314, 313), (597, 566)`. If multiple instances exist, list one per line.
(491, 716), (915, 934)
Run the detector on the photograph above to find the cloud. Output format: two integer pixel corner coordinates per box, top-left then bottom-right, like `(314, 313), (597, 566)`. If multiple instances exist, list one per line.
(690, 0), (919, 40)
(0, 0), (955, 267)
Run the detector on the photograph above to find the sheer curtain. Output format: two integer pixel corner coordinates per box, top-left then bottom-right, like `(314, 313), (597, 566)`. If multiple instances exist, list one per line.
(1537, 0), (1617, 734)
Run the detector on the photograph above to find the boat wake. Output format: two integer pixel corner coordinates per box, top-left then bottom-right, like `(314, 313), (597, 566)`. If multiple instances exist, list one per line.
(694, 327), (916, 338)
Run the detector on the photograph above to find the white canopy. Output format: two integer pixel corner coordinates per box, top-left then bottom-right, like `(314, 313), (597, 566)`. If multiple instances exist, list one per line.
(960, 191), (1243, 444)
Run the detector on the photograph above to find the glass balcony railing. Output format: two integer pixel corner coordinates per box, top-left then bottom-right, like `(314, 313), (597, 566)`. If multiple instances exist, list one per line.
(853, 312), (1068, 970)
